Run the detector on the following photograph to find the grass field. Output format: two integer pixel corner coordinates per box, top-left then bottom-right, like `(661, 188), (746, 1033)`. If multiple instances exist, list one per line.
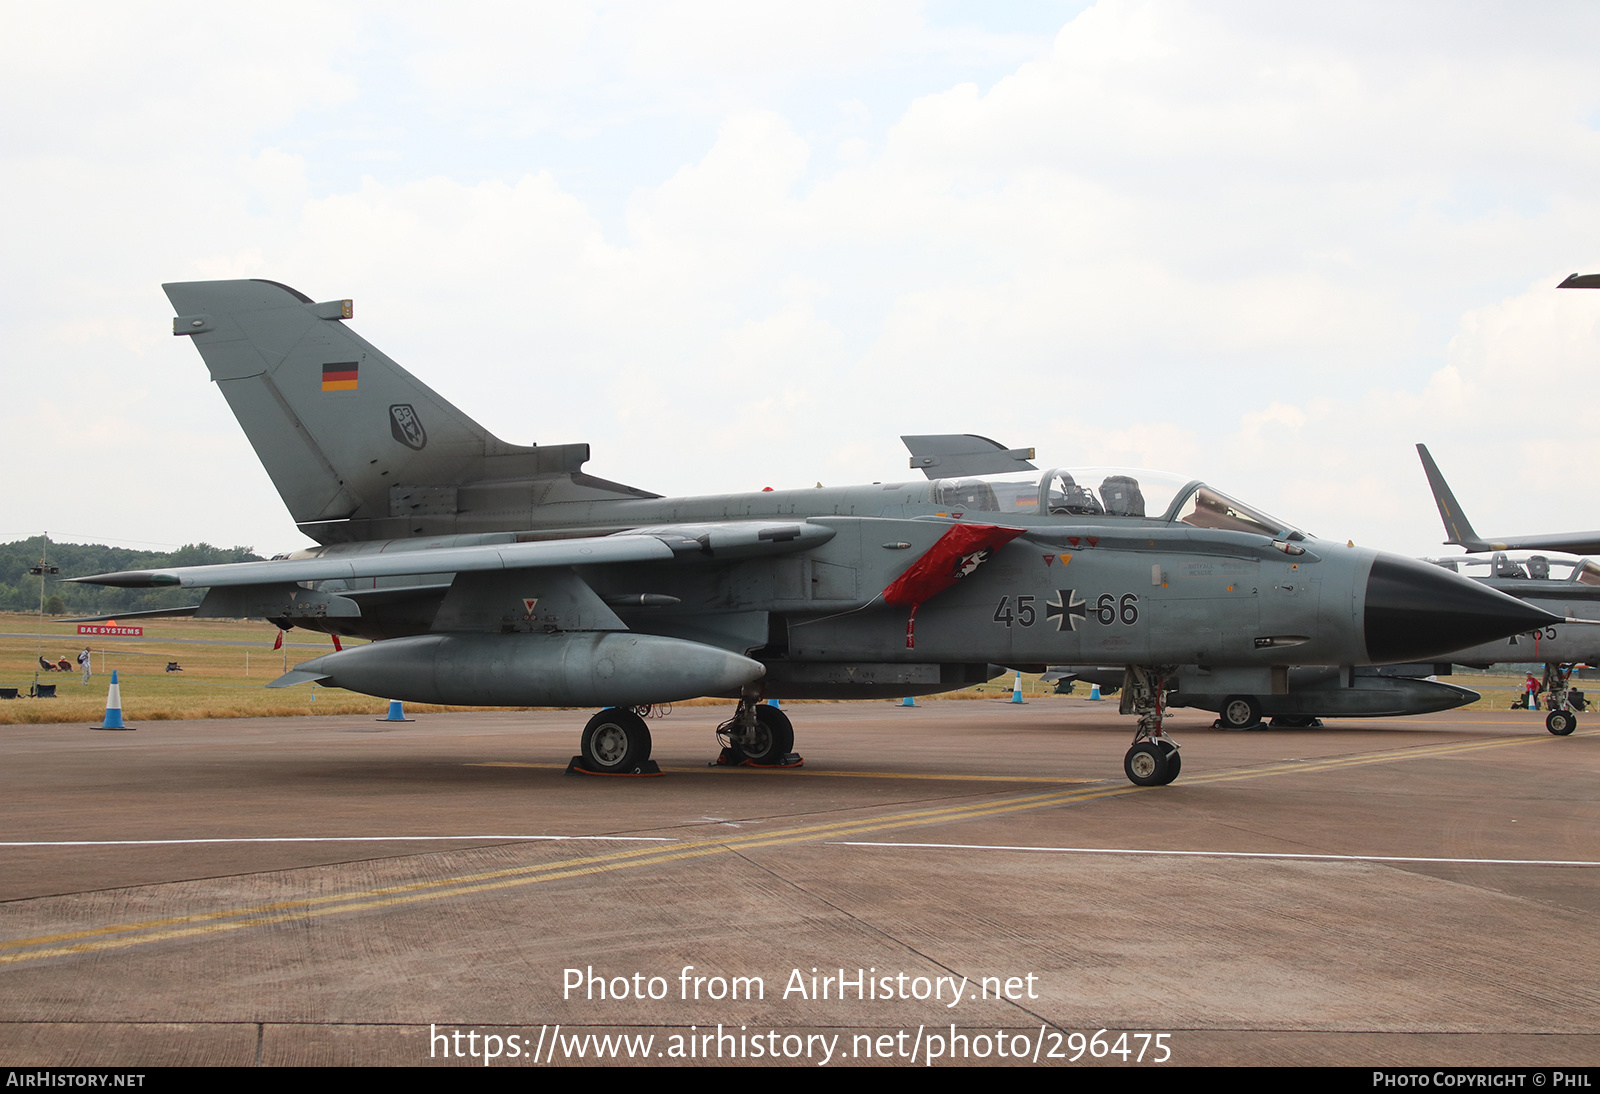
(0, 610), (1550, 724)
(0, 612), (408, 724)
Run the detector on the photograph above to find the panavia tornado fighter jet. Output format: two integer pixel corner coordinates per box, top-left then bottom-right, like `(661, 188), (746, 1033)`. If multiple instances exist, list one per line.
(71, 280), (1558, 787)
(1416, 442), (1600, 736)
(906, 438), (1490, 731)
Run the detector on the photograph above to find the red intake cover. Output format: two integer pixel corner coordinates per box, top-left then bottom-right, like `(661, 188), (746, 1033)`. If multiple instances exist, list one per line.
(882, 524), (1024, 608)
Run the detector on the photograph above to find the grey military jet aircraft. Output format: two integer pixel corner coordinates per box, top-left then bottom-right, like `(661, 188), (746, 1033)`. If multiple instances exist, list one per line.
(903, 440), (1482, 729)
(70, 280), (1557, 787)
(1416, 442), (1600, 734)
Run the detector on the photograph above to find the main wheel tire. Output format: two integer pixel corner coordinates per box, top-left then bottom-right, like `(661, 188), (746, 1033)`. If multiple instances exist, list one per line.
(735, 704), (795, 764)
(1124, 742), (1169, 787)
(1219, 695), (1262, 730)
(1157, 741), (1182, 784)
(1546, 709), (1577, 736)
(581, 708), (653, 771)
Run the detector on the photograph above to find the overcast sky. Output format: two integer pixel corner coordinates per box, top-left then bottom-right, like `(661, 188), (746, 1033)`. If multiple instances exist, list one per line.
(4, 1), (1599, 559)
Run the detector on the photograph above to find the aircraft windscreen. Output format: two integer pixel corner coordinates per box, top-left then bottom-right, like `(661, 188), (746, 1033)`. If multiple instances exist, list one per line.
(1438, 554), (1600, 584)
(1172, 486), (1300, 537)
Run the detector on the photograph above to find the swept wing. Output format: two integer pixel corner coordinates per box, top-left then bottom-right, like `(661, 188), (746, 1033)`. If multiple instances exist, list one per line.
(69, 522), (837, 590)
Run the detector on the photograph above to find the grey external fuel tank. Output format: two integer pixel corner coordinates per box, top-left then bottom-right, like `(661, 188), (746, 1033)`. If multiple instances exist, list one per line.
(276, 631), (765, 707)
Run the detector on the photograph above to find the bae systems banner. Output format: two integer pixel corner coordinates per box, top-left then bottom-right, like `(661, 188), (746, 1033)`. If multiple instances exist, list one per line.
(76, 625), (142, 637)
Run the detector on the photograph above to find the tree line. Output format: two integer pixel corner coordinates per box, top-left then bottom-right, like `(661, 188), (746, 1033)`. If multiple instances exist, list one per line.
(0, 537), (263, 616)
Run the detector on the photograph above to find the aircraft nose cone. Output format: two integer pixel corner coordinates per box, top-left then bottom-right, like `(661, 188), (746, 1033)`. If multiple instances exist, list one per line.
(1364, 555), (1559, 663)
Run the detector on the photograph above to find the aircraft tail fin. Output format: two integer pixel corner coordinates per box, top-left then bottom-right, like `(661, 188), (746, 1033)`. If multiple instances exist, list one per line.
(164, 279), (655, 543)
(1416, 444), (1487, 551)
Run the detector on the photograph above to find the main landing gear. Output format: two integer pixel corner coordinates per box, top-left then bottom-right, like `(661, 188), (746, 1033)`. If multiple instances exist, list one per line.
(1122, 665), (1181, 787)
(568, 697), (803, 775)
(569, 708), (661, 775)
(1216, 694), (1264, 731)
(715, 698), (801, 767)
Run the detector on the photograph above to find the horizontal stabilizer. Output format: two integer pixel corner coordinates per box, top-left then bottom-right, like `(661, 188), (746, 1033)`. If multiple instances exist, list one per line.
(267, 669), (329, 688)
(1558, 272), (1600, 289)
(197, 584), (361, 619)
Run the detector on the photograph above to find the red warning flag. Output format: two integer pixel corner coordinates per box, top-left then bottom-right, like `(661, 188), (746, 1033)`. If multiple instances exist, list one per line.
(272, 630), (284, 651)
(332, 635), (343, 652)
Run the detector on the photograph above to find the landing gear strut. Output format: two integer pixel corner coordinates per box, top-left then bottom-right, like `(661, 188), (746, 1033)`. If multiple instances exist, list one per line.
(1542, 663), (1579, 736)
(717, 698), (800, 766)
(1121, 665), (1181, 786)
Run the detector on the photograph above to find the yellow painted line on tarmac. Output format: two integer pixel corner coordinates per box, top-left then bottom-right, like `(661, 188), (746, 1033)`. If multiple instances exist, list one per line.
(1181, 731), (1567, 786)
(1, 727), (1577, 965)
(471, 761), (1099, 785)
(0, 784), (1136, 964)
(833, 841), (1600, 869)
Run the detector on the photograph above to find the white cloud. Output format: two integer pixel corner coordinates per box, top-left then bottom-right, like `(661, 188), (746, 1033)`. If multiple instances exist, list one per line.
(4, 0), (1600, 559)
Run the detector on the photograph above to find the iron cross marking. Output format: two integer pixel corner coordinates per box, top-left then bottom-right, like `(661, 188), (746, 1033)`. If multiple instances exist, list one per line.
(1045, 589), (1087, 632)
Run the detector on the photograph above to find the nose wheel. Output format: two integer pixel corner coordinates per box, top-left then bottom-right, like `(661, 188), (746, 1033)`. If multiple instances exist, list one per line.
(1124, 739), (1181, 786)
(1546, 709), (1578, 736)
(1122, 665), (1181, 786)
(1541, 664), (1579, 736)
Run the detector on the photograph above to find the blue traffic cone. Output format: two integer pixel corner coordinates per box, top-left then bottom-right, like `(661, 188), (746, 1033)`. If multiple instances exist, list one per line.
(901, 696), (916, 707)
(378, 699), (413, 722)
(1011, 671), (1025, 704)
(95, 669), (132, 730)
(1089, 682), (1102, 701)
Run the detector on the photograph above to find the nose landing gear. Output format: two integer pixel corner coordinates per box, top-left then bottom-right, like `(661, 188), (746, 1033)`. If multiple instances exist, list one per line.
(1122, 666), (1181, 786)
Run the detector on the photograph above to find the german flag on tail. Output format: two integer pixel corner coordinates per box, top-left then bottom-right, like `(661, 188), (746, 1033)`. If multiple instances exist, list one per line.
(321, 362), (358, 391)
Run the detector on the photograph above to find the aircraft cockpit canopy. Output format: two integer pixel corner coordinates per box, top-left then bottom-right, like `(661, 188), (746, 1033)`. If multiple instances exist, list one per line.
(928, 468), (1303, 537)
(1430, 553), (1600, 586)
(1170, 484), (1301, 538)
